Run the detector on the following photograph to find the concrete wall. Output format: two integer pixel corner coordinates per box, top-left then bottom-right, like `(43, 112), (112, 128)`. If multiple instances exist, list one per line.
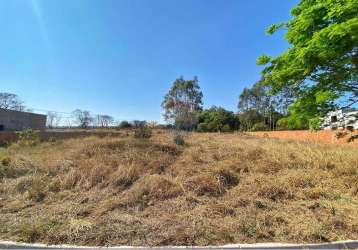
(0, 109), (46, 131)
(321, 110), (358, 130)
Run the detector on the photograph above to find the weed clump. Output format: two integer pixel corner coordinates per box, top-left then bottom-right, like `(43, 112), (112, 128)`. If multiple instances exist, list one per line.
(134, 126), (152, 139)
(257, 180), (294, 201)
(174, 134), (185, 146)
(110, 165), (140, 188)
(0, 157), (29, 179)
(17, 218), (63, 243)
(16, 176), (47, 202)
(185, 175), (224, 197)
(119, 174), (182, 207)
(213, 168), (239, 188)
(16, 129), (40, 146)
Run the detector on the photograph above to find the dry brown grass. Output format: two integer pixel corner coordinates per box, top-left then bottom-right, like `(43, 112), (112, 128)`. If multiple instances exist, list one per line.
(0, 130), (357, 246)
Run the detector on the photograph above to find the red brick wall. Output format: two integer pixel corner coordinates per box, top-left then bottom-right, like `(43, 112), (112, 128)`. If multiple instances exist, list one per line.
(249, 130), (358, 146)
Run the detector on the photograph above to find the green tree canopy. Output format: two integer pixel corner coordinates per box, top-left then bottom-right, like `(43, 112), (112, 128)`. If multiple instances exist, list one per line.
(258, 0), (358, 127)
(197, 106), (239, 132)
(238, 81), (291, 130)
(162, 76), (203, 130)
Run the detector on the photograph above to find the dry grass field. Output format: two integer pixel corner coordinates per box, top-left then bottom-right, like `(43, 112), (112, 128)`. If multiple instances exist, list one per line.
(0, 130), (357, 246)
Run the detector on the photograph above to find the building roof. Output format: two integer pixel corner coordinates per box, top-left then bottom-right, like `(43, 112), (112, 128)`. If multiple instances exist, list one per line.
(0, 108), (47, 118)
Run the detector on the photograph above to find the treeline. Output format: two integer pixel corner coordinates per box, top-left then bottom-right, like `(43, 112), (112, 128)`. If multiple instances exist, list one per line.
(161, 76), (295, 132)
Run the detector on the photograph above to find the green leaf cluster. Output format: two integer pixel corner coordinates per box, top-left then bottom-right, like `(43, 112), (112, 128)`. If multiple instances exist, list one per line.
(259, 0), (358, 124)
(197, 106), (239, 132)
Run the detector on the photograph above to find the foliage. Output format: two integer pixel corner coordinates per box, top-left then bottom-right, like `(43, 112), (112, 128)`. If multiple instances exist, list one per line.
(197, 123), (208, 132)
(16, 129), (40, 146)
(221, 124), (232, 133)
(238, 110), (264, 131)
(251, 122), (269, 132)
(118, 121), (132, 129)
(238, 82), (290, 131)
(276, 88), (337, 129)
(309, 117), (322, 131)
(162, 76), (203, 130)
(258, 0), (358, 123)
(197, 106), (239, 132)
(134, 126), (152, 139)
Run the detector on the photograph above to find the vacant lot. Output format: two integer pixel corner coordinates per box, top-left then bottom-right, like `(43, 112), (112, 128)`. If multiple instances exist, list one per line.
(0, 130), (357, 246)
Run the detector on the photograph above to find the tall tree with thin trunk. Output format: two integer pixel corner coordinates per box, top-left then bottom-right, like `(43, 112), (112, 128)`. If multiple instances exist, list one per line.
(72, 109), (93, 128)
(46, 111), (62, 128)
(162, 76), (203, 130)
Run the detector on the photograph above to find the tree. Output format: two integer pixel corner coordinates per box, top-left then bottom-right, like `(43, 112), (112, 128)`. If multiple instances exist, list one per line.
(257, 0), (358, 126)
(197, 106), (239, 132)
(72, 109), (93, 128)
(238, 82), (289, 130)
(238, 110), (264, 131)
(131, 120), (147, 128)
(46, 111), (62, 128)
(0, 93), (25, 111)
(118, 120), (132, 129)
(96, 114), (114, 128)
(162, 76), (203, 130)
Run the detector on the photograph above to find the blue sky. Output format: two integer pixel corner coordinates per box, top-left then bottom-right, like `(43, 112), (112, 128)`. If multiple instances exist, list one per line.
(0, 0), (298, 122)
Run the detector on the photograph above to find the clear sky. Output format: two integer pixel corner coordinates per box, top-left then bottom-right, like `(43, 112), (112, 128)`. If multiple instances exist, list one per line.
(0, 0), (298, 122)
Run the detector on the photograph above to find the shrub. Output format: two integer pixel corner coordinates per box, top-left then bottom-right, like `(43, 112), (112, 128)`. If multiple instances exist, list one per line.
(174, 134), (185, 146)
(134, 126), (152, 139)
(18, 218), (62, 243)
(221, 124), (232, 132)
(0, 156), (28, 179)
(309, 117), (322, 131)
(118, 121), (132, 129)
(198, 106), (239, 131)
(207, 121), (218, 132)
(251, 122), (268, 131)
(16, 176), (47, 202)
(16, 129), (40, 146)
(197, 123), (208, 132)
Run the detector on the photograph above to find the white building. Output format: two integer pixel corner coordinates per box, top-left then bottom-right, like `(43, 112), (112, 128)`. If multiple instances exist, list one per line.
(321, 109), (358, 130)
